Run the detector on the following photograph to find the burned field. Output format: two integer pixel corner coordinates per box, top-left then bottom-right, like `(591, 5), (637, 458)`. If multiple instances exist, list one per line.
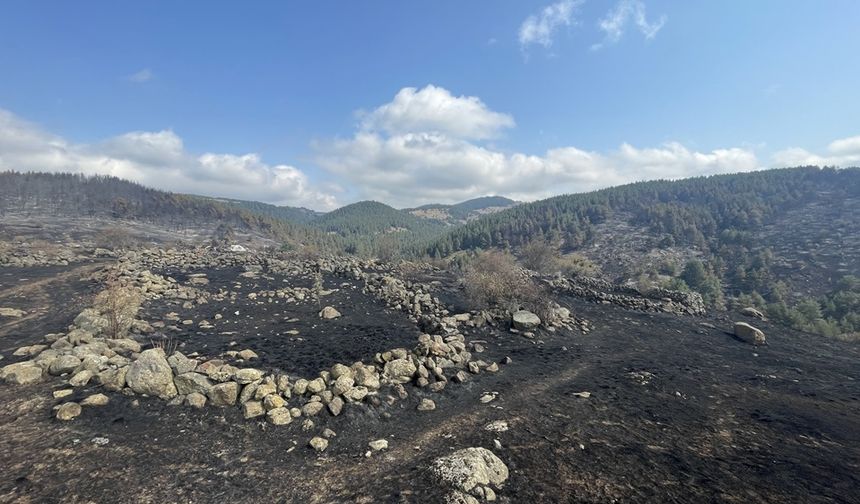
(1, 251), (859, 504)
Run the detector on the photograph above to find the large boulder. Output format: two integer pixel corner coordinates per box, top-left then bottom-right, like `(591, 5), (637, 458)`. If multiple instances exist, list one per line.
(1, 361), (43, 384)
(741, 307), (766, 320)
(383, 358), (417, 384)
(125, 349), (178, 399)
(431, 447), (509, 495)
(49, 355), (82, 376)
(512, 310), (541, 331)
(734, 322), (766, 345)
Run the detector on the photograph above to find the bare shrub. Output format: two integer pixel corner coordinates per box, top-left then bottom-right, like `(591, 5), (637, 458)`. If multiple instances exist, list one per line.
(94, 275), (142, 339)
(520, 241), (558, 273)
(96, 227), (134, 250)
(312, 268), (324, 308)
(556, 253), (600, 277)
(464, 250), (551, 319)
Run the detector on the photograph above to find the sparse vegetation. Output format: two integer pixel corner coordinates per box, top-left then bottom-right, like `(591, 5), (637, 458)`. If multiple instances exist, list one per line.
(93, 276), (142, 339)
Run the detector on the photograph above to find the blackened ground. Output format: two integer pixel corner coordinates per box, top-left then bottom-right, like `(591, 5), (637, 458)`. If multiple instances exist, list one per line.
(141, 267), (422, 376)
(1, 263), (859, 503)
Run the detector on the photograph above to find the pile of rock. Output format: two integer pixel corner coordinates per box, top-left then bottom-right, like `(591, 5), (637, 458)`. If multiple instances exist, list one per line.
(548, 275), (706, 316)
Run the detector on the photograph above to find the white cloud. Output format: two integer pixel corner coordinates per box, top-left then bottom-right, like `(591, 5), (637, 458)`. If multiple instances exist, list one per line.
(519, 0), (583, 50)
(592, 0), (666, 50)
(772, 134), (860, 167)
(0, 108), (338, 210)
(314, 85), (765, 207)
(360, 85), (514, 140)
(126, 68), (154, 83)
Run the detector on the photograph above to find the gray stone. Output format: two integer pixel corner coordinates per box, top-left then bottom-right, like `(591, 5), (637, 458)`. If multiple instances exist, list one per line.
(267, 407), (292, 425)
(208, 381), (240, 406)
(431, 447), (509, 494)
(1, 361), (43, 384)
(369, 439), (389, 451)
(302, 401), (324, 417)
(243, 400), (265, 419)
(327, 396), (344, 416)
(512, 310), (541, 331)
(126, 349), (177, 399)
(81, 393), (110, 406)
(734, 322), (766, 345)
(56, 402), (82, 421)
(49, 355), (82, 376)
(417, 398), (436, 411)
(186, 392), (207, 409)
(319, 306), (342, 319)
(167, 352), (198, 375)
(173, 372), (213, 395)
(233, 368), (264, 385)
(309, 436), (328, 452)
(383, 358), (417, 384)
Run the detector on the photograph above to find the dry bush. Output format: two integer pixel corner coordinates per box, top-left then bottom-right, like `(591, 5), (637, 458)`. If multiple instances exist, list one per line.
(94, 277), (142, 339)
(556, 253), (600, 277)
(520, 241), (558, 273)
(464, 250), (552, 319)
(96, 227), (134, 250)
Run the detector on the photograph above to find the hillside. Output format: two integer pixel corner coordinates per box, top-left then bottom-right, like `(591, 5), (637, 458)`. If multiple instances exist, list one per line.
(408, 196), (518, 224)
(210, 197), (322, 225)
(423, 166), (860, 338)
(0, 171), (335, 250)
(310, 200), (446, 257)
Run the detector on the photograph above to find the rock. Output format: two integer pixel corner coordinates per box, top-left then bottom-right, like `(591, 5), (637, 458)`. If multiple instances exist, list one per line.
(243, 400), (265, 419)
(233, 368), (264, 385)
(484, 420), (509, 432)
(354, 366), (381, 390)
(53, 389), (74, 399)
(306, 377), (326, 394)
(293, 378), (309, 395)
(417, 398), (436, 411)
(369, 439), (388, 451)
(431, 447), (509, 495)
(485, 362), (499, 373)
(73, 308), (109, 336)
(741, 307), (766, 320)
(302, 401), (324, 417)
(167, 352), (197, 375)
(331, 375), (354, 396)
(108, 338), (142, 354)
(322, 428), (337, 439)
(1, 361), (43, 384)
(309, 436), (328, 452)
(254, 381), (277, 400)
(174, 372), (213, 395)
(208, 381), (240, 406)
(67, 329), (94, 346)
(69, 369), (93, 387)
(56, 402), (82, 421)
(319, 306), (342, 319)
(99, 366), (128, 391)
(383, 358), (417, 384)
(343, 386), (369, 402)
(734, 322), (766, 345)
(330, 363), (353, 380)
(327, 396), (344, 416)
(81, 393), (110, 406)
(49, 355), (82, 376)
(238, 349), (259, 360)
(186, 392), (207, 409)
(13, 344), (47, 357)
(512, 310), (541, 331)
(267, 407), (293, 425)
(263, 394), (286, 410)
(125, 349), (177, 399)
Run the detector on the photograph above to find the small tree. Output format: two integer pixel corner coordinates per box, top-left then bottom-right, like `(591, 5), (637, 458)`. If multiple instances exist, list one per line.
(94, 275), (142, 339)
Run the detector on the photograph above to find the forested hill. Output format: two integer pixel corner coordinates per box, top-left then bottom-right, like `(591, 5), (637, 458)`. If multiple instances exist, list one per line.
(210, 197), (322, 225)
(423, 167), (860, 257)
(0, 171), (335, 248)
(408, 196), (518, 224)
(309, 200), (446, 257)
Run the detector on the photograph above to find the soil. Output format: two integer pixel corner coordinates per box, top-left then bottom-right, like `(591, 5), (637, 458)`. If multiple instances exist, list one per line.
(1, 262), (859, 503)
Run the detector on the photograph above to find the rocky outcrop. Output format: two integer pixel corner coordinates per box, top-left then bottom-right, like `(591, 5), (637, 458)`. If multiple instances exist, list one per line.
(431, 448), (509, 502)
(125, 349), (178, 399)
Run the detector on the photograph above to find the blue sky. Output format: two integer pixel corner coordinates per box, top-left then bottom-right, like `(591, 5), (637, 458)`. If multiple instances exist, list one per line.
(1, 1), (859, 209)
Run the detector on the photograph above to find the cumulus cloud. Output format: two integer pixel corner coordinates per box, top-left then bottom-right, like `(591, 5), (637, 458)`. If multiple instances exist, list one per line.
(360, 85), (514, 140)
(592, 0), (666, 50)
(0, 108), (337, 210)
(126, 68), (154, 83)
(772, 134), (860, 167)
(519, 0), (583, 50)
(314, 85), (765, 207)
